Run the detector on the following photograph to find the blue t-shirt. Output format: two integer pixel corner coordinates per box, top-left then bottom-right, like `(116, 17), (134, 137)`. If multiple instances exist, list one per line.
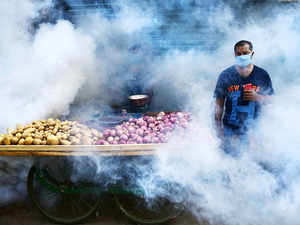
(214, 65), (274, 132)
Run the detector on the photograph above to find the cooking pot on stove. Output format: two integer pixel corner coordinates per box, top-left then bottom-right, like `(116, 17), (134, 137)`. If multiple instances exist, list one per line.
(128, 94), (150, 107)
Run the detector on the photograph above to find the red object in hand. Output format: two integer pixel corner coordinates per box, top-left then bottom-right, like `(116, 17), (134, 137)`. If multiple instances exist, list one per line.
(244, 83), (253, 91)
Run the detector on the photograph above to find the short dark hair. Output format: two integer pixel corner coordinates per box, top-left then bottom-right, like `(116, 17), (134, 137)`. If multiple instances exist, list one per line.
(234, 40), (253, 52)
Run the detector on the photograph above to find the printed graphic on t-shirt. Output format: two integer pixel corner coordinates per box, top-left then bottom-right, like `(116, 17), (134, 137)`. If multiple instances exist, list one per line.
(226, 83), (258, 127)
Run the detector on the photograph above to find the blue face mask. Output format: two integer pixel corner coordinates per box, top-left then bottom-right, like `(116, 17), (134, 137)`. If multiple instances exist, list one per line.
(235, 54), (252, 67)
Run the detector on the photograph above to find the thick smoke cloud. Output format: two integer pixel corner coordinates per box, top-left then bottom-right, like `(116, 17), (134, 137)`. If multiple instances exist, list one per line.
(0, 0), (100, 131)
(1, 1), (300, 225)
(147, 2), (300, 225)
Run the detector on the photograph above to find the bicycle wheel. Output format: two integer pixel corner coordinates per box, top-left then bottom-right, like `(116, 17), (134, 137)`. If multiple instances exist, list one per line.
(114, 182), (185, 224)
(27, 165), (101, 224)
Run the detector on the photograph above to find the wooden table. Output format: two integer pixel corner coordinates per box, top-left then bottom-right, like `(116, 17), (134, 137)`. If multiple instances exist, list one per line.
(0, 144), (163, 157)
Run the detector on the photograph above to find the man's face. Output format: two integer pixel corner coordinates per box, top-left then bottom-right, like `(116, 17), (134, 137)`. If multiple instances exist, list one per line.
(234, 44), (254, 57)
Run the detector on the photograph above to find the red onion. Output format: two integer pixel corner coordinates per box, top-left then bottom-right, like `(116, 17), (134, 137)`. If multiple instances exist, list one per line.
(152, 137), (160, 143)
(129, 118), (135, 123)
(110, 129), (116, 137)
(147, 117), (155, 123)
(148, 123), (155, 129)
(156, 124), (164, 131)
(163, 118), (169, 124)
(143, 136), (151, 144)
(176, 112), (184, 118)
(112, 140), (118, 145)
(169, 117), (177, 124)
(158, 112), (165, 117)
(128, 126), (136, 134)
(103, 129), (111, 138)
(136, 118), (144, 126)
(136, 128), (144, 136)
(120, 134), (128, 141)
(143, 130), (151, 136)
(136, 136), (143, 144)
(184, 114), (191, 121)
(117, 129), (124, 136)
(130, 133), (138, 140)
(141, 125), (148, 131)
(101, 111), (191, 145)
(119, 140), (127, 144)
(95, 140), (102, 145)
(96, 140), (109, 145)
(107, 136), (114, 144)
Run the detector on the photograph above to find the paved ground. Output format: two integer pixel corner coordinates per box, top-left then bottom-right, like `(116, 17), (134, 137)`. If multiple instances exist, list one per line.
(0, 196), (208, 225)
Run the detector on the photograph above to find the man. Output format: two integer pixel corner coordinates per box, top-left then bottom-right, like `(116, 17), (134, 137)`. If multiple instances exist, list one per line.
(214, 40), (274, 155)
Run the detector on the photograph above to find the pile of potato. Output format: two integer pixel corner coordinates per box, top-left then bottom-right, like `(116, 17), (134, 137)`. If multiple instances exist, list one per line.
(0, 118), (103, 145)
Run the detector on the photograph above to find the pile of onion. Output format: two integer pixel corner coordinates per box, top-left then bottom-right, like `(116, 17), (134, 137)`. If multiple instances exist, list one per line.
(95, 112), (191, 145)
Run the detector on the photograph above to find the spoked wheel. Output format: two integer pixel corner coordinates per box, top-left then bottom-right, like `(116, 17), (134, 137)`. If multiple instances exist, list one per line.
(27, 161), (101, 224)
(114, 182), (185, 224)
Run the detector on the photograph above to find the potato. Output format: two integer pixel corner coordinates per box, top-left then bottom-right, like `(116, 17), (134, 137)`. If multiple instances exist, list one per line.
(56, 132), (63, 136)
(18, 138), (25, 145)
(60, 134), (68, 140)
(33, 138), (42, 145)
(38, 126), (44, 131)
(35, 134), (43, 140)
(52, 127), (58, 135)
(24, 128), (35, 133)
(24, 137), (33, 145)
(15, 133), (22, 139)
(0, 136), (4, 145)
(1, 119), (103, 146)
(62, 125), (70, 132)
(22, 133), (32, 138)
(3, 135), (12, 145)
(11, 137), (19, 145)
(47, 118), (56, 126)
(60, 140), (71, 145)
(16, 129), (24, 133)
(47, 135), (59, 145)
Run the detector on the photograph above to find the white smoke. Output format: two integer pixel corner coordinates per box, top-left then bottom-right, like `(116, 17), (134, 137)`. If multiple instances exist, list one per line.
(148, 3), (300, 225)
(1, 1), (300, 225)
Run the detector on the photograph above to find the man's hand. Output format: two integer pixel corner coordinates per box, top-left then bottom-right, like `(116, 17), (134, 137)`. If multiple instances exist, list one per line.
(243, 89), (262, 102)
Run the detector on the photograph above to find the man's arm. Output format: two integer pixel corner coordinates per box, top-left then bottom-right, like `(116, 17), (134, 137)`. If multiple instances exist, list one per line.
(214, 98), (225, 139)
